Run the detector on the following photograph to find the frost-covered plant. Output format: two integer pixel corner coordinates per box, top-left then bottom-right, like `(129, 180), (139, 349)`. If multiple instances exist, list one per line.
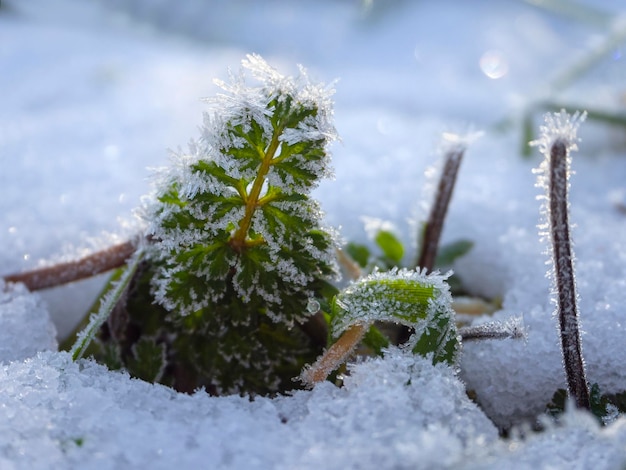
(302, 133), (523, 385)
(147, 53), (338, 323)
(300, 268), (459, 385)
(71, 54), (340, 395)
(4, 55), (525, 400)
(532, 110), (591, 410)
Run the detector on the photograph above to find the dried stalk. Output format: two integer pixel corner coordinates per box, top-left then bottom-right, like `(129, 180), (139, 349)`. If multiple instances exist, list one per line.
(415, 146), (465, 272)
(300, 323), (368, 386)
(3, 239), (138, 291)
(548, 138), (590, 409)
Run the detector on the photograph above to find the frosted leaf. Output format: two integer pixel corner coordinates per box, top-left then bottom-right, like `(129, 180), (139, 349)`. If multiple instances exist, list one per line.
(330, 268), (459, 364)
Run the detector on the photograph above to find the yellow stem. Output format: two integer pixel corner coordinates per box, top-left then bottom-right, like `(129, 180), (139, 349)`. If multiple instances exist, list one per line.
(230, 131), (282, 251)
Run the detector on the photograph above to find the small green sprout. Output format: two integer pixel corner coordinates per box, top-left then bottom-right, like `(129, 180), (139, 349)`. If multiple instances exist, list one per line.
(300, 268), (458, 386)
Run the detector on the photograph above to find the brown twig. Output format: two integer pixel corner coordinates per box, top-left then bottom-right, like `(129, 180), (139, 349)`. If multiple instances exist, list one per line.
(300, 323), (369, 386)
(3, 239), (139, 291)
(548, 138), (590, 410)
(415, 146), (465, 272)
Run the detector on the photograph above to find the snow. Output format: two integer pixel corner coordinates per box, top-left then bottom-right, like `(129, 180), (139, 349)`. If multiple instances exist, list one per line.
(2, 0), (626, 468)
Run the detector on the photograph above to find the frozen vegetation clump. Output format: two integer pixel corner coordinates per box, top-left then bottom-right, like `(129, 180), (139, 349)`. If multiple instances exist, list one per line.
(57, 54), (481, 398)
(89, 54), (341, 395)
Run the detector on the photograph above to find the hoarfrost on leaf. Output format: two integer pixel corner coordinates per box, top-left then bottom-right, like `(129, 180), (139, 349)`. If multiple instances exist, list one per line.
(330, 268), (459, 365)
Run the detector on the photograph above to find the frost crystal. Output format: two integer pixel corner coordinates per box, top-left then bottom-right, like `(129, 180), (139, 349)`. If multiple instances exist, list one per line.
(531, 110), (586, 191)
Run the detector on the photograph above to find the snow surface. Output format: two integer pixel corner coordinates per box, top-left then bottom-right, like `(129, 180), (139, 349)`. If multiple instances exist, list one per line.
(2, 0), (626, 468)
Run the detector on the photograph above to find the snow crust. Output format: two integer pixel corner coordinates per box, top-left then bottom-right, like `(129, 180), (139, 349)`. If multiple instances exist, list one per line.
(2, 0), (626, 468)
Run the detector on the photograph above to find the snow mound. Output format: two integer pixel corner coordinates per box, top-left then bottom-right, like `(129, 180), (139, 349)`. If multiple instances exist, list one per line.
(0, 281), (57, 362)
(0, 349), (497, 469)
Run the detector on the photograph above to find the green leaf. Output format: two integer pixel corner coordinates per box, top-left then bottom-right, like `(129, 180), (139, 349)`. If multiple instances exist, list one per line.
(435, 239), (473, 266)
(329, 268), (458, 365)
(522, 113), (534, 157)
(346, 242), (371, 268)
(70, 248), (144, 360)
(361, 325), (390, 356)
(375, 230), (404, 264)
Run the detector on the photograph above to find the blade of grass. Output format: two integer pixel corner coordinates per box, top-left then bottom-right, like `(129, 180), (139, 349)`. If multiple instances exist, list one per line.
(70, 247), (144, 360)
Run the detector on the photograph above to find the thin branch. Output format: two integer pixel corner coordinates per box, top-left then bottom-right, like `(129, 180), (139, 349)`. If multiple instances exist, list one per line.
(459, 317), (526, 342)
(549, 138), (590, 409)
(299, 323), (369, 386)
(335, 248), (363, 281)
(415, 146), (465, 272)
(3, 239), (139, 291)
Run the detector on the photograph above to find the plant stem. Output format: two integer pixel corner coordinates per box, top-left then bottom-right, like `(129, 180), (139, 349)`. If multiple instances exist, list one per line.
(3, 239), (138, 291)
(415, 147), (465, 272)
(549, 138), (590, 409)
(300, 323), (368, 386)
(230, 131), (282, 252)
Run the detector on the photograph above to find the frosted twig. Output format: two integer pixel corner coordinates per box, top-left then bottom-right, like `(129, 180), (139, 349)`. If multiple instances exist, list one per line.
(70, 247), (144, 360)
(548, 138), (590, 409)
(300, 323), (368, 386)
(3, 239), (139, 291)
(415, 143), (465, 272)
(459, 317), (526, 342)
(531, 110), (590, 410)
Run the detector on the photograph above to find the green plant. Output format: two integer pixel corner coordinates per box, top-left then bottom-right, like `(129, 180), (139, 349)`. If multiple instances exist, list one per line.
(4, 55), (523, 399)
(300, 267), (459, 386)
(77, 54), (340, 395)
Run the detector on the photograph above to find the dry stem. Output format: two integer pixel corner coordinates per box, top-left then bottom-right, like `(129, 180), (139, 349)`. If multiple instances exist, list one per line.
(3, 239), (138, 291)
(416, 147), (465, 272)
(300, 323), (368, 386)
(549, 138), (590, 409)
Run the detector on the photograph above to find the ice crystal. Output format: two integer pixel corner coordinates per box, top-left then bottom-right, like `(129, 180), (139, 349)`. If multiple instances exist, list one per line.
(531, 110), (586, 194)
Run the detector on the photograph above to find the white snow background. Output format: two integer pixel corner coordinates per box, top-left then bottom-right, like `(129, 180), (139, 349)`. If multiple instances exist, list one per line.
(2, 0), (626, 468)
